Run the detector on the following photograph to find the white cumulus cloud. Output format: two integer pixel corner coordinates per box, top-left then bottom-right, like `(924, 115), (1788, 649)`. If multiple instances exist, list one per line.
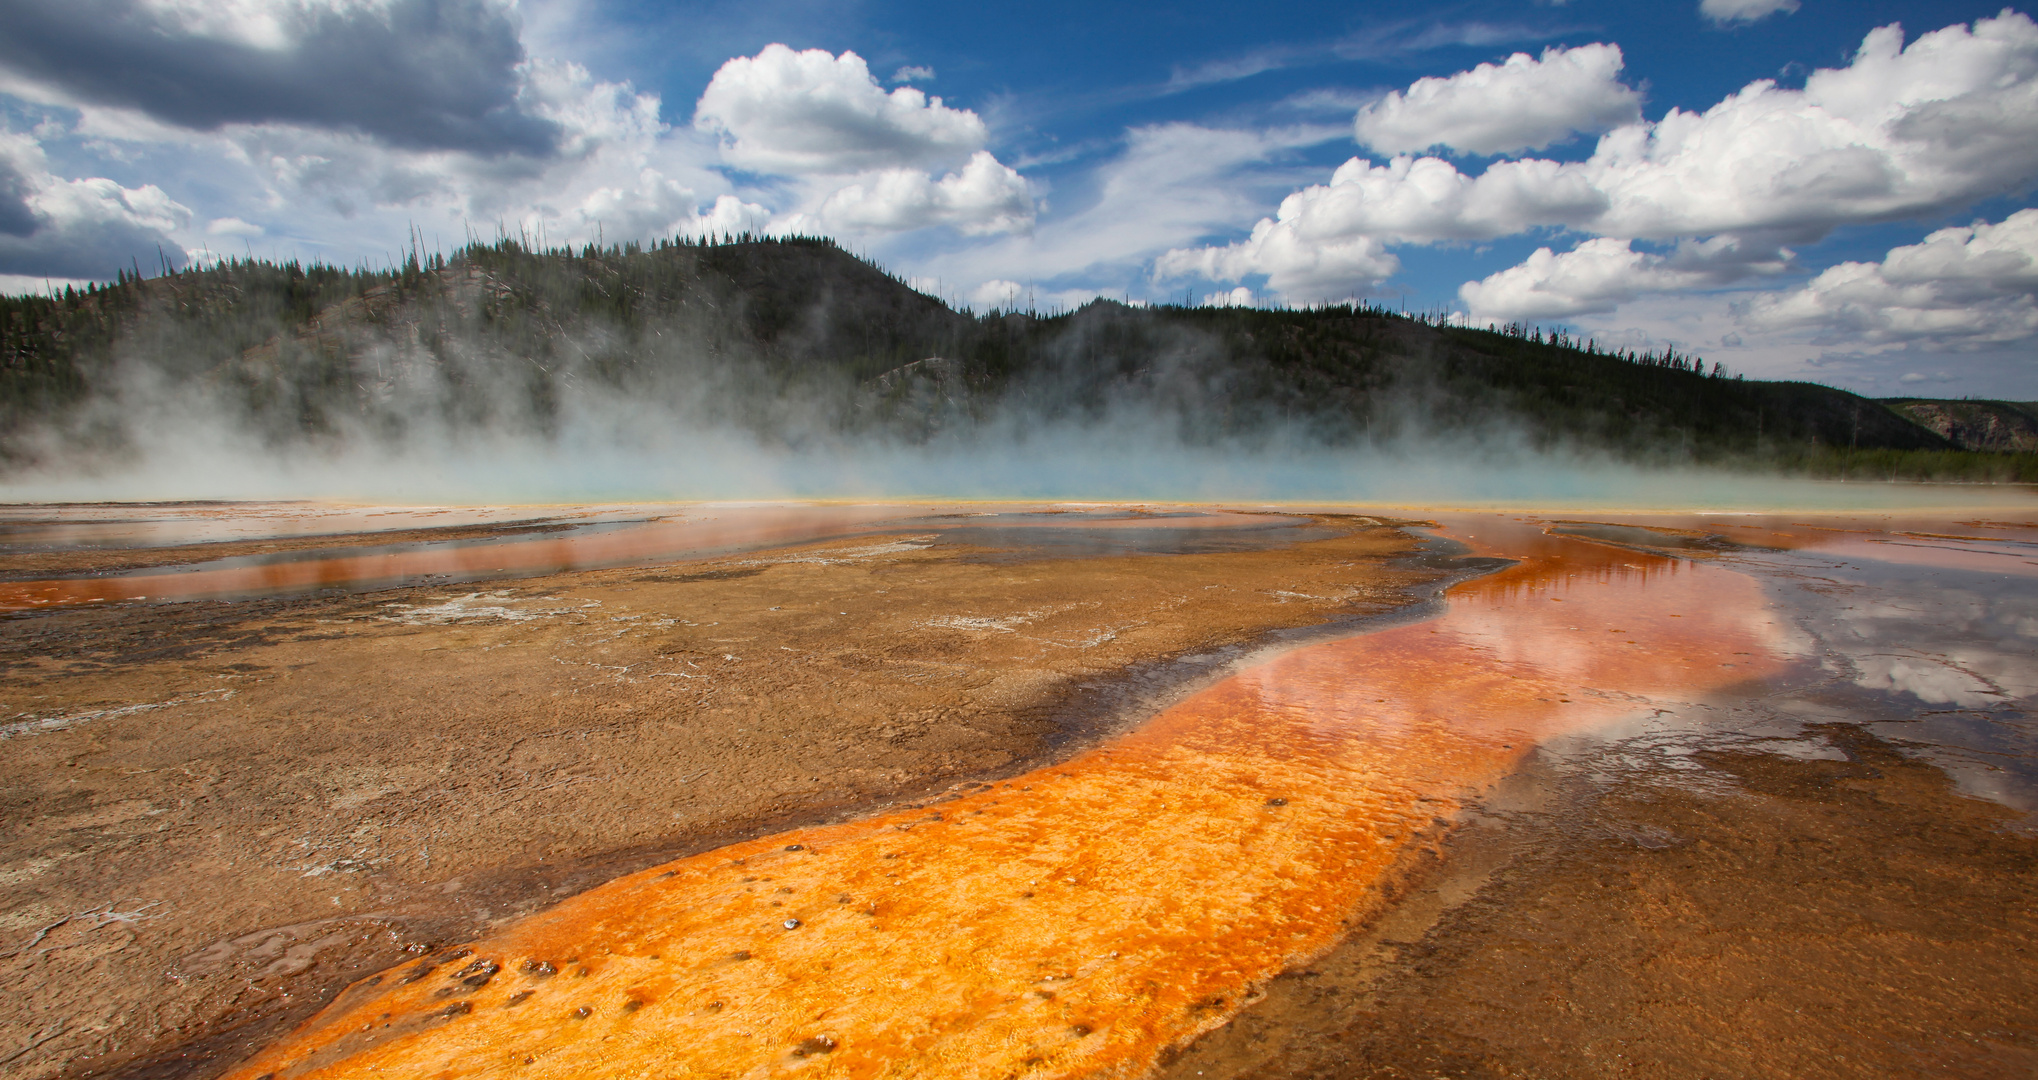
(1700, 0), (1799, 26)
(817, 151), (1033, 236)
(1584, 14), (2038, 239)
(0, 131), (191, 278)
(205, 215), (262, 237)
(1202, 286), (1258, 307)
(684, 194), (776, 238)
(690, 44), (1034, 238)
(213, 54), (728, 243)
(1738, 209), (2038, 347)
(1353, 44), (1643, 157)
(693, 44), (986, 175)
(1154, 153), (1598, 301)
(967, 278), (1023, 309)
(1161, 11), (2038, 306)
(572, 177), (772, 243)
(1461, 235), (1791, 322)
(1156, 209), (1399, 303)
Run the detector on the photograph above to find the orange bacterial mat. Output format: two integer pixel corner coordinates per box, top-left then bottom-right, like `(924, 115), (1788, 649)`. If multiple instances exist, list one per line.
(223, 517), (1800, 1079)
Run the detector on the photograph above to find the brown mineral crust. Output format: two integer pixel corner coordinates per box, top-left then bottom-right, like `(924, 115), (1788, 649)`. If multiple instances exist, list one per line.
(0, 514), (1436, 1080)
(1157, 724), (2038, 1080)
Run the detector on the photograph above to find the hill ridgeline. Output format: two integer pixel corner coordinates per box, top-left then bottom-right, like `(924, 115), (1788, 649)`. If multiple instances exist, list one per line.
(1, 236), (2030, 485)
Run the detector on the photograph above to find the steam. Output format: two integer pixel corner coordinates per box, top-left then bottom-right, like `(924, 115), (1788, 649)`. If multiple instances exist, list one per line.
(6, 384), (2021, 514)
(1, 260), (2029, 513)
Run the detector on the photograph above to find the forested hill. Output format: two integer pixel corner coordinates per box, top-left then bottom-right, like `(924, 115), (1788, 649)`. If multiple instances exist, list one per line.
(0, 235), (2029, 481)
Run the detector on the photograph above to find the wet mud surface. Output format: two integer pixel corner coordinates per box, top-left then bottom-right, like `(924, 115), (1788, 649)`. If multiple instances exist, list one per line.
(0, 508), (1434, 1080)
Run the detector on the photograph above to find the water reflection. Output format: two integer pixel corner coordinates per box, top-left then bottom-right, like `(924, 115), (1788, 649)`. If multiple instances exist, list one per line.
(1738, 544), (2038, 817)
(0, 503), (603, 550)
(0, 505), (1325, 611)
(1521, 516), (2038, 821)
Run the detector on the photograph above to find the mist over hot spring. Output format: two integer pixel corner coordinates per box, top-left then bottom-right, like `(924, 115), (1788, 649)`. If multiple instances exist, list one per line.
(0, 238), (2023, 508)
(1, 379), (2012, 513)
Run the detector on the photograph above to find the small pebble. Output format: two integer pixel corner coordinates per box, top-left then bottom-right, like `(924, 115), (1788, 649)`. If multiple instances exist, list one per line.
(791, 1035), (838, 1057)
(1266, 797), (1287, 807)
(783, 918), (801, 930)
(785, 844), (803, 851)
(573, 1006), (593, 1019)
(506, 991), (534, 1007)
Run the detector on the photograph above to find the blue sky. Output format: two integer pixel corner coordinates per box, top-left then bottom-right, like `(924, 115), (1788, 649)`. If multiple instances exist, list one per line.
(0, 0), (2034, 396)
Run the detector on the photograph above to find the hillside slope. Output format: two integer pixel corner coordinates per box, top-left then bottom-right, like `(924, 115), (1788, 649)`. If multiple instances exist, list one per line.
(1, 237), (2025, 481)
(1880, 398), (2038, 452)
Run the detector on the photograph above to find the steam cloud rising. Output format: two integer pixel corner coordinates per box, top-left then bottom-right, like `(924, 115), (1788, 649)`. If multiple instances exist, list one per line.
(0, 245), (2018, 513)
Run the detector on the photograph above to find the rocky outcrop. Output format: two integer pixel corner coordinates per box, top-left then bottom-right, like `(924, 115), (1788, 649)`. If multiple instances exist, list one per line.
(1881, 399), (2038, 452)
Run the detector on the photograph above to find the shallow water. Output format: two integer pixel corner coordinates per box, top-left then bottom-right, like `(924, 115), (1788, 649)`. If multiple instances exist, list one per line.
(0, 505), (1324, 611)
(218, 516), (1810, 1080)
(926, 522), (1345, 560)
(1542, 521), (2038, 822)
(0, 503), (605, 550)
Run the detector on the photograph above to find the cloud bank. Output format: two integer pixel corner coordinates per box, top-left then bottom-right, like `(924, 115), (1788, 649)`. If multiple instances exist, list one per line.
(0, 130), (191, 278)
(1156, 2), (2038, 395)
(696, 44), (1035, 237)
(695, 44), (985, 175)
(1739, 209), (2038, 348)
(0, 9), (1041, 282)
(1353, 44), (1642, 157)
(1460, 235), (1790, 322)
